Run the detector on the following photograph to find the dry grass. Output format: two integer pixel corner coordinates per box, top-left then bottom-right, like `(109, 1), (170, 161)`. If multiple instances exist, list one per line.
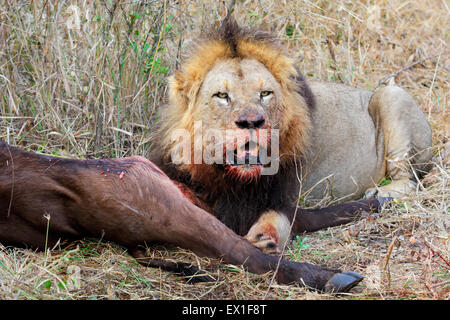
(0, 0), (448, 300)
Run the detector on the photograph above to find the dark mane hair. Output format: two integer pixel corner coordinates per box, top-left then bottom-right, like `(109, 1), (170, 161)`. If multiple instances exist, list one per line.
(207, 16), (279, 57)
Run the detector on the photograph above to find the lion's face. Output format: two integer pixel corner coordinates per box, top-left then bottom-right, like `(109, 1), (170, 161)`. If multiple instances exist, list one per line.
(156, 21), (313, 188)
(194, 58), (283, 181)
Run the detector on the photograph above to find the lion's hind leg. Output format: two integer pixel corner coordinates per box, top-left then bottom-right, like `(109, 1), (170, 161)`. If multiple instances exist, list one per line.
(365, 85), (433, 199)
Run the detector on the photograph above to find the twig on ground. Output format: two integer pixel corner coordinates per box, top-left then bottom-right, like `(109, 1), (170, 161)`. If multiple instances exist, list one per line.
(372, 50), (449, 91)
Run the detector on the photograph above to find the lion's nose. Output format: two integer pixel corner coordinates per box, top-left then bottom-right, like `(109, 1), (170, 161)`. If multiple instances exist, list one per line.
(235, 114), (266, 129)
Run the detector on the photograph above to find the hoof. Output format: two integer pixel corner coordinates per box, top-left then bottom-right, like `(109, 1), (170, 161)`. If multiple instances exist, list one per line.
(324, 271), (364, 293)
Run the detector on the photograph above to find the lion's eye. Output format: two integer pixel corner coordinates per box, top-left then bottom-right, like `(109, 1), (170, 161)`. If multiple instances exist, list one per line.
(260, 91), (272, 98)
(214, 92), (229, 99)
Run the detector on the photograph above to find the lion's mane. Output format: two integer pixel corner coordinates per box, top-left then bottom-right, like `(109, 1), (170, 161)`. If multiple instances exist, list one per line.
(150, 18), (315, 234)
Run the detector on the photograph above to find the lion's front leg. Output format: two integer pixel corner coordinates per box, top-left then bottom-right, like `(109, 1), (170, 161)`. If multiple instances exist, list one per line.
(244, 210), (291, 255)
(245, 198), (388, 255)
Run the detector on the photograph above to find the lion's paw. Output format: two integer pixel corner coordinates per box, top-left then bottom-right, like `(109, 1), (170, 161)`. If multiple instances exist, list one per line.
(365, 179), (417, 200)
(364, 187), (402, 199)
(244, 222), (280, 255)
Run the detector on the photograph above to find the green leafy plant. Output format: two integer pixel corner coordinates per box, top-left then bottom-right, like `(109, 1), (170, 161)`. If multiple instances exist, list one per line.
(289, 236), (310, 261)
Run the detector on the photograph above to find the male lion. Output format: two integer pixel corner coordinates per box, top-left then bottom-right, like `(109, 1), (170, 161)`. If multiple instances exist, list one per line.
(150, 18), (432, 254)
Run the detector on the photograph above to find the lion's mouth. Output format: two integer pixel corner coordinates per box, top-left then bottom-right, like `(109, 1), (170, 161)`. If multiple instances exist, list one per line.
(223, 140), (269, 182)
(228, 141), (264, 166)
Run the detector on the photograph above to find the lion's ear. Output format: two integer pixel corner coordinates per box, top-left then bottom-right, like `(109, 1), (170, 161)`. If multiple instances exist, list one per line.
(290, 66), (315, 111)
(168, 73), (185, 110)
(169, 72), (202, 112)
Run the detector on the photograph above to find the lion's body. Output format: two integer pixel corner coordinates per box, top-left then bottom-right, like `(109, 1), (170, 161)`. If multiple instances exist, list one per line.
(300, 81), (432, 201)
(296, 81), (381, 201)
(151, 19), (433, 252)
